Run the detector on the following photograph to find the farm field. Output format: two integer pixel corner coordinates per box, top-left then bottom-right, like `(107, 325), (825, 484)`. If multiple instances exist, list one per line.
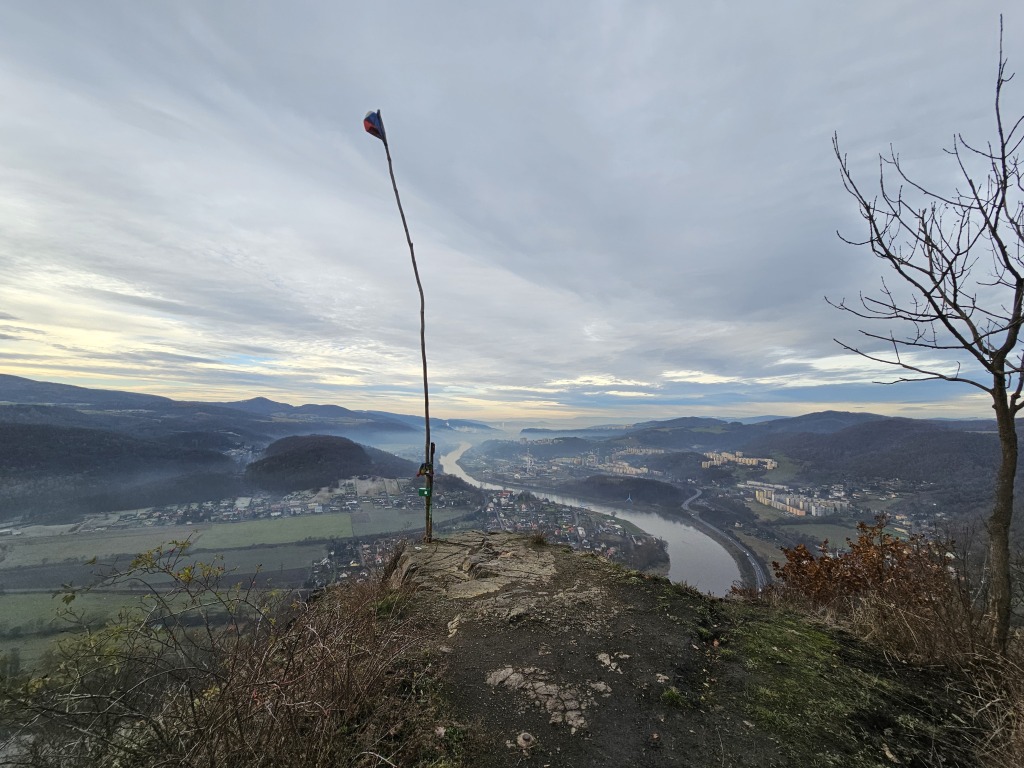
(200, 542), (333, 579)
(0, 487), (484, 672)
(351, 506), (471, 537)
(0, 524), (209, 570)
(0, 591), (134, 636)
(197, 513), (354, 549)
(0, 591), (147, 669)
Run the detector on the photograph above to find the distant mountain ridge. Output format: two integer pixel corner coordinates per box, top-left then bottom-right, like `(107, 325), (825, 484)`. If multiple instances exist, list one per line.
(473, 409), (1006, 506)
(0, 375), (495, 445)
(1, 375), (1007, 520)
(0, 375), (490, 523)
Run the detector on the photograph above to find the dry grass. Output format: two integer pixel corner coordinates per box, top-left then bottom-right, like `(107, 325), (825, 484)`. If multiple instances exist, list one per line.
(0, 541), (469, 767)
(739, 515), (1024, 767)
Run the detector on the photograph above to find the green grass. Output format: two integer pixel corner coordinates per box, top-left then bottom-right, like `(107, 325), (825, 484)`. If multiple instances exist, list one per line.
(722, 605), (965, 767)
(764, 454), (801, 482)
(0, 515), (356, 572)
(0, 591), (147, 670)
(0, 591), (134, 635)
(201, 542), (332, 577)
(605, 515), (649, 536)
(778, 522), (861, 545)
(745, 499), (793, 522)
(197, 514), (354, 549)
(352, 507), (468, 537)
(0, 525), (208, 570)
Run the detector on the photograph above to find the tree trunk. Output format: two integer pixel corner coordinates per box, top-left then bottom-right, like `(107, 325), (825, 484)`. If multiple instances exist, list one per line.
(989, 393), (1017, 654)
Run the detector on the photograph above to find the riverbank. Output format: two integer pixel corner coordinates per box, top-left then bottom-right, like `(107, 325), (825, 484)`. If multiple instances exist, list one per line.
(664, 505), (767, 591)
(441, 444), (738, 593)
(521, 484), (765, 592)
(443, 443), (764, 592)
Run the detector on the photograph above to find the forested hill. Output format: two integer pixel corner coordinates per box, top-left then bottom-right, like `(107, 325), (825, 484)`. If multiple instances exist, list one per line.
(245, 435), (418, 493)
(0, 423), (239, 522)
(0, 423), (233, 475)
(0, 374), (495, 447)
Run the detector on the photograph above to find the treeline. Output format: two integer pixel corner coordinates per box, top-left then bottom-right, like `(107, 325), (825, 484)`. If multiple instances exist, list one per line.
(0, 424), (240, 522)
(744, 420), (1002, 490)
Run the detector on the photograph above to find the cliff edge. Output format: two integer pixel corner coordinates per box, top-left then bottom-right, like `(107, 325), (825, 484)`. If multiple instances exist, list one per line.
(391, 531), (973, 767)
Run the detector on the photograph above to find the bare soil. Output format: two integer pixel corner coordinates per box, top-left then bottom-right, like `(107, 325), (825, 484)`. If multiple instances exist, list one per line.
(394, 531), (977, 767)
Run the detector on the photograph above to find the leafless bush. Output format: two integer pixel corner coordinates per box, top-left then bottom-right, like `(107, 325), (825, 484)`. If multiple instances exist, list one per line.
(764, 515), (986, 663)
(746, 516), (1023, 766)
(0, 541), (458, 767)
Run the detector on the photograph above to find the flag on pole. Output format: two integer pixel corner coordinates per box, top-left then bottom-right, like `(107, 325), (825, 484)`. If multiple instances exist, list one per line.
(363, 110), (386, 142)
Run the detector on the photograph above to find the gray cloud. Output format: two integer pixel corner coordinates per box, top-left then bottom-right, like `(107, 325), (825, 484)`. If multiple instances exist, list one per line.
(0, 1), (1019, 420)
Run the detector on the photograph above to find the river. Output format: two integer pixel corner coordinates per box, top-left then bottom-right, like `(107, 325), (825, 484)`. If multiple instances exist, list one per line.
(439, 443), (740, 595)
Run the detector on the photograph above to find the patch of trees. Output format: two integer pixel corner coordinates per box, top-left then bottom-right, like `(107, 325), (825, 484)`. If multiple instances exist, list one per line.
(746, 421), (1002, 491)
(0, 424), (233, 476)
(472, 437), (599, 461)
(642, 451), (706, 482)
(432, 473), (482, 496)
(0, 424), (239, 522)
(156, 431), (246, 451)
(245, 435), (417, 493)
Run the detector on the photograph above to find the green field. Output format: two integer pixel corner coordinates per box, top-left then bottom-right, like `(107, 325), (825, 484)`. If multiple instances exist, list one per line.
(745, 499), (793, 522)
(764, 455), (801, 482)
(0, 500), (486, 673)
(856, 494), (903, 513)
(0, 591), (145, 669)
(202, 542), (333, 577)
(197, 514), (354, 549)
(0, 513), (359, 572)
(777, 522), (862, 545)
(0, 525), (208, 570)
(352, 507), (469, 537)
(0, 591), (133, 635)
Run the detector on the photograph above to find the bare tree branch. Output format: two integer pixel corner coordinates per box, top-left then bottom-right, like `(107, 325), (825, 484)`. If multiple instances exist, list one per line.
(830, 21), (1024, 652)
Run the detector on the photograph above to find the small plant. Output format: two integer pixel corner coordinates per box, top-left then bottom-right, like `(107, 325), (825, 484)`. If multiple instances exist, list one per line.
(660, 685), (686, 708)
(529, 532), (548, 547)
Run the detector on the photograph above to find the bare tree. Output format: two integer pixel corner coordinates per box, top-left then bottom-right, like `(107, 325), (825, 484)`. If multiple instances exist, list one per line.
(830, 26), (1024, 653)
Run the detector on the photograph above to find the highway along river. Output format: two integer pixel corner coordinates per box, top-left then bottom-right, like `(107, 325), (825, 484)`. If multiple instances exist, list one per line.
(439, 443), (740, 595)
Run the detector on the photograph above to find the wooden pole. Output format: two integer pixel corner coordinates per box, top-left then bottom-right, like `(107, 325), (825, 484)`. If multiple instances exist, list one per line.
(372, 111), (434, 541)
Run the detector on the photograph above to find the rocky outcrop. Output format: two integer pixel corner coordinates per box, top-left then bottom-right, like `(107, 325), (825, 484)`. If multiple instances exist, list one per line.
(389, 531), (975, 768)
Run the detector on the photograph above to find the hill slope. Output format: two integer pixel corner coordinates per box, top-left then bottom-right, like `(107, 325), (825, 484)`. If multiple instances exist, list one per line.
(245, 435), (418, 492)
(0, 423), (239, 521)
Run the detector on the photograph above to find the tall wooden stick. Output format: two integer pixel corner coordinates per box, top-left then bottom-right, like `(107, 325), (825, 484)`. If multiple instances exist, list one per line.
(364, 110), (434, 541)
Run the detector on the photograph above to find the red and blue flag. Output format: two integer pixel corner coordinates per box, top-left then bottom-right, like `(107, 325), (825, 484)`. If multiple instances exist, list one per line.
(364, 110), (386, 142)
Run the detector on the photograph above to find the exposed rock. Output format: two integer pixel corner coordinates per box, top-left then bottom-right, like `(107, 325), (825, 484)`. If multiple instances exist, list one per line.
(387, 530), (975, 767)
(484, 664), (597, 734)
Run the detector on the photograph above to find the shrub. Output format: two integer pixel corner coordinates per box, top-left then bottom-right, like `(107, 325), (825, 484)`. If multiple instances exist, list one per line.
(755, 515), (1024, 767)
(769, 515), (984, 662)
(0, 541), (457, 767)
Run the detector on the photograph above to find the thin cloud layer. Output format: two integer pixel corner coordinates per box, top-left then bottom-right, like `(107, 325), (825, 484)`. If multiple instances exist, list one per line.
(0, 2), (1020, 421)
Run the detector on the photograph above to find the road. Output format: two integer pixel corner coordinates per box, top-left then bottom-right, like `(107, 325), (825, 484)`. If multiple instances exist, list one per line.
(682, 488), (769, 591)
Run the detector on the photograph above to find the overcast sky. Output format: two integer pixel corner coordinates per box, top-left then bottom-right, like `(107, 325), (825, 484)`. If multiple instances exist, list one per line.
(1, 2), (1021, 423)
